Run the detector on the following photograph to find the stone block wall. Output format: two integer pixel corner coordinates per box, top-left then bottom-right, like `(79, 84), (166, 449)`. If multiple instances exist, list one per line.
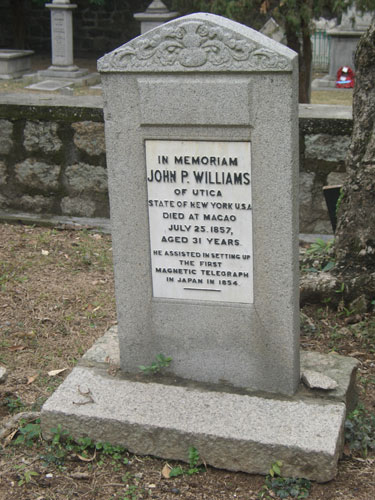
(0, 98), (353, 234)
(299, 107), (352, 233)
(0, 99), (108, 218)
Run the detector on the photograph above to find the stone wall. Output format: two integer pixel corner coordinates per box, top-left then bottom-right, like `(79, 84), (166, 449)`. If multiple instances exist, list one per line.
(0, 97), (353, 233)
(299, 105), (352, 233)
(0, 96), (108, 218)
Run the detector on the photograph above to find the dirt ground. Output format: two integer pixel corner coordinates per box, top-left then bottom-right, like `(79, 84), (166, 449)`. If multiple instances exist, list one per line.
(0, 223), (374, 499)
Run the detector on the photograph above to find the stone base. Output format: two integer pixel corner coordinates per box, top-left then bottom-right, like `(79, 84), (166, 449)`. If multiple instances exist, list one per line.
(312, 75), (337, 90)
(0, 49), (34, 79)
(41, 327), (358, 483)
(26, 72), (101, 92)
(38, 66), (89, 79)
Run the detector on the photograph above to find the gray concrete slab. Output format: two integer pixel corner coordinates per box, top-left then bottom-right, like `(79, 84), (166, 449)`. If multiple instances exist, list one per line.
(0, 210), (111, 233)
(26, 80), (74, 92)
(41, 361), (345, 483)
(0, 92), (103, 109)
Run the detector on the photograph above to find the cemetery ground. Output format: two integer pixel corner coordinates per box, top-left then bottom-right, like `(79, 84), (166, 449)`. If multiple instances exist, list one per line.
(0, 223), (374, 499)
(0, 57), (353, 105)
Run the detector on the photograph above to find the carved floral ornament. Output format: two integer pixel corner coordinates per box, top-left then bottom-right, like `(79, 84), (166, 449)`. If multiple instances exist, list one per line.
(98, 21), (291, 72)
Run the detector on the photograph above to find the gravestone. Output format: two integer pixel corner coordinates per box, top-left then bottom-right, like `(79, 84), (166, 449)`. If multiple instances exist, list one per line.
(0, 50), (34, 79)
(99, 12), (300, 396)
(134, 0), (179, 35)
(328, 7), (373, 79)
(39, 0), (88, 79)
(41, 13), (358, 482)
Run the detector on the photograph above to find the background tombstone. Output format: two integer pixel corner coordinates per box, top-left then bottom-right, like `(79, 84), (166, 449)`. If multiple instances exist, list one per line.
(134, 0), (179, 35)
(328, 7), (373, 79)
(98, 12), (300, 396)
(39, 0), (88, 79)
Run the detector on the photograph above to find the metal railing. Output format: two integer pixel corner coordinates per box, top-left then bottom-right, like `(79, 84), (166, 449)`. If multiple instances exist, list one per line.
(312, 29), (330, 72)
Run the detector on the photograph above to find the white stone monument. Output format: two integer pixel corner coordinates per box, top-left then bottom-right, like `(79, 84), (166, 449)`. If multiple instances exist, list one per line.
(41, 13), (358, 482)
(0, 49), (34, 79)
(39, 0), (88, 79)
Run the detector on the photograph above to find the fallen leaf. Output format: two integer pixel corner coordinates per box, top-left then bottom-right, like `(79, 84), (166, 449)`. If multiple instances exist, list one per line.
(48, 368), (67, 377)
(3, 429), (18, 447)
(77, 449), (96, 462)
(8, 345), (26, 351)
(161, 463), (172, 479)
(27, 374), (38, 385)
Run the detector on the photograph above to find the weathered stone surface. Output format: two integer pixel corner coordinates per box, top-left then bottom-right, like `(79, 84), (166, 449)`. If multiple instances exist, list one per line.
(82, 325), (119, 364)
(72, 121), (105, 156)
(65, 163), (107, 193)
(100, 13), (300, 396)
(349, 294), (368, 314)
(15, 159), (60, 191)
(23, 121), (62, 153)
(299, 171), (314, 206)
(0, 119), (13, 154)
(0, 194), (9, 208)
(326, 171), (347, 186)
(84, 326), (359, 410)
(0, 366), (7, 383)
(312, 220), (332, 234)
(305, 134), (350, 162)
(41, 364), (345, 483)
(0, 160), (7, 184)
(19, 195), (54, 214)
(301, 370), (338, 390)
(61, 196), (96, 217)
(300, 350), (359, 410)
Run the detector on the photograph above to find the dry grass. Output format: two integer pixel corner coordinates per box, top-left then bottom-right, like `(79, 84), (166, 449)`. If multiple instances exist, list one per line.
(0, 224), (374, 499)
(311, 89), (353, 106)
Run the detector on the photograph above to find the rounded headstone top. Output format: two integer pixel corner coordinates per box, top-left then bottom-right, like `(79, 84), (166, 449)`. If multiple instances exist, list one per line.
(98, 13), (296, 74)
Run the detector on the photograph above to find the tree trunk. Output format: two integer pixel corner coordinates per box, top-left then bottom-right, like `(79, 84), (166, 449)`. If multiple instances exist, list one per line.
(301, 22), (375, 308)
(335, 20), (375, 274)
(284, 19), (312, 103)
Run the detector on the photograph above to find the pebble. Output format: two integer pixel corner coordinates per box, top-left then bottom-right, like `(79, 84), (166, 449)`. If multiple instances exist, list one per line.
(0, 366), (7, 384)
(301, 369), (338, 390)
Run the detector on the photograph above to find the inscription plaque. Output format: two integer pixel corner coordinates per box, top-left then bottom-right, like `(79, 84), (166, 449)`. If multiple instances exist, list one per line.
(146, 140), (253, 303)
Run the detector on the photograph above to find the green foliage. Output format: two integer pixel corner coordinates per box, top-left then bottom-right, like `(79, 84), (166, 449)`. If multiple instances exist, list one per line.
(13, 419), (41, 447)
(259, 461), (311, 499)
(40, 425), (130, 468)
(336, 188), (345, 216)
(345, 403), (375, 457)
(4, 396), (26, 414)
(169, 446), (202, 477)
(15, 464), (39, 487)
(139, 354), (172, 375)
(301, 238), (335, 273)
(306, 238), (334, 257)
